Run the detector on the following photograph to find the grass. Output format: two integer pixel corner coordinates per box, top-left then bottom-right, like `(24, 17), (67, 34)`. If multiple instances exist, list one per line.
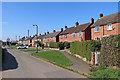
(10, 45), (19, 49)
(31, 50), (73, 66)
(20, 48), (48, 52)
(89, 67), (120, 79)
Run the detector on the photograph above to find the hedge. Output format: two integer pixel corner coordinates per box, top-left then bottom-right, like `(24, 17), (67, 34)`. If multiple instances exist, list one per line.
(64, 42), (70, 49)
(70, 40), (101, 61)
(99, 35), (120, 67)
(49, 42), (59, 48)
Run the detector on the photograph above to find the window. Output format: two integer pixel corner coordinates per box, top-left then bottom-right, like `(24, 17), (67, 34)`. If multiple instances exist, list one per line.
(107, 23), (112, 30)
(95, 37), (100, 40)
(44, 38), (45, 41)
(78, 32), (82, 37)
(65, 34), (67, 38)
(61, 35), (63, 39)
(49, 37), (51, 40)
(53, 37), (55, 40)
(72, 33), (75, 37)
(95, 26), (100, 32)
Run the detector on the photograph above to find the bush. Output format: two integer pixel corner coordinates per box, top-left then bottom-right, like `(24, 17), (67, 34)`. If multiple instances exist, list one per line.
(70, 40), (101, 61)
(89, 67), (120, 79)
(49, 42), (59, 48)
(99, 35), (120, 67)
(59, 42), (65, 50)
(64, 42), (70, 49)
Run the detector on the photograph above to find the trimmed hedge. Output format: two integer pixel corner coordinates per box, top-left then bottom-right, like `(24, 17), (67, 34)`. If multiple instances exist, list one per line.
(70, 40), (101, 61)
(64, 42), (70, 49)
(99, 35), (120, 67)
(49, 42), (59, 48)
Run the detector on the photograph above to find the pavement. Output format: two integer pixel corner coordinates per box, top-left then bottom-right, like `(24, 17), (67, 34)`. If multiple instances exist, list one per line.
(2, 47), (85, 78)
(60, 51), (90, 75)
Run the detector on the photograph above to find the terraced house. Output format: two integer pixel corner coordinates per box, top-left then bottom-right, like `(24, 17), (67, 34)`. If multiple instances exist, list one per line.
(19, 37), (25, 45)
(43, 29), (63, 46)
(91, 12), (120, 40)
(59, 18), (94, 42)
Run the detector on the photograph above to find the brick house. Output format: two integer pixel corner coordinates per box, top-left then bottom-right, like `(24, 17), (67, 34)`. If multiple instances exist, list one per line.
(19, 37), (25, 45)
(91, 12), (120, 40)
(43, 29), (63, 46)
(23, 37), (29, 45)
(59, 18), (94, 42)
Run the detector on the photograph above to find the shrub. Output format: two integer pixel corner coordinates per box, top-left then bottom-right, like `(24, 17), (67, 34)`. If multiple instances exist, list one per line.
(89, 67), (120, 79)
(64, 42), (70, 49)
(59, 42), (65, 50)
(99, 35), (120, 67)
(49, 42), (59, 48)
(70, 40), (101, 61)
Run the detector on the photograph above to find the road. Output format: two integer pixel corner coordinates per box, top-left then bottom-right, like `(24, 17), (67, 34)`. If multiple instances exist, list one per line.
(2, 48), (85, 78)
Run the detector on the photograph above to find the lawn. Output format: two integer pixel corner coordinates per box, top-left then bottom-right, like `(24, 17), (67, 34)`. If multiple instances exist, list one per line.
(20, 48), (48, 52)
(31, 50), (73, 66)
(10, 45), (19, 49)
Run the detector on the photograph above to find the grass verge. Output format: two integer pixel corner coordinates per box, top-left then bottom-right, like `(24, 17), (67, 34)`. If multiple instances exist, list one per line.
(20, 48), (48, 52)
(10, 45), (19, 49)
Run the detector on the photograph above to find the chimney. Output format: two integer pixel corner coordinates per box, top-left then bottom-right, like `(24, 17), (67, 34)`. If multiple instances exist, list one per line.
(53, 30), (56, 33)
(75, 22), (79, 27)
(44, 32), (46, 35)
(47, 32), (49, 34)
(61, 28), (63, 31)
(39, 33), (41, 35)
(65, 26), (67, 29)
(99, 13), (103, 18)
(90, 18), (94, 23)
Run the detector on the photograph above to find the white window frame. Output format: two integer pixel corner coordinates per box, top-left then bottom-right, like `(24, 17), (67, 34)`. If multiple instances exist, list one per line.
(72, 33), (75, 37)
(107, 23), (112, 30)
(95, 37), (100, 40)
(53, 37), (55, 40)
(49, 37), (51, 40)
(95, 26), (100, 32)
(65, 34), (67, 38)
(61, 35), (63, 39)
(78, 31), (82, 37)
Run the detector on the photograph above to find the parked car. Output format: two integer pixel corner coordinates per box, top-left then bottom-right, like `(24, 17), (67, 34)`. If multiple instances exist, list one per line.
(17, 46), (28, 49)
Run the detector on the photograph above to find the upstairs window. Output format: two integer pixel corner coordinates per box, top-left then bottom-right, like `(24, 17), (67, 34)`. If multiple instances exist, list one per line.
(65, 34), (67, 38)
(107, 23), (112, 30)
(78, 31), (82, 37)
(61, 35), (63, 39)
(95, 26), (100, 32)
(72, 33), (75, 37)
(53, 37), (55, 40)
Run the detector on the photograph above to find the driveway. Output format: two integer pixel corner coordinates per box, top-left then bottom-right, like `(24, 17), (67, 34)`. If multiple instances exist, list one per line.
(2, 48), (85, 78)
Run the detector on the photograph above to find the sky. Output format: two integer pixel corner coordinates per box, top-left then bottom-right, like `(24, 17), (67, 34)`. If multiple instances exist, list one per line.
(1, 2), (118, 41)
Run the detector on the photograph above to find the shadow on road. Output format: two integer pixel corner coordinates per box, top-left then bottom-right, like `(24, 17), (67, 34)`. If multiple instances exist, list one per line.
(2, 49), (18, 71)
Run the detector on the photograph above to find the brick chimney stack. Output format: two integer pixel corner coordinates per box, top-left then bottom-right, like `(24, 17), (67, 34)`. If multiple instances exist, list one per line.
(47, 32), (49, 34)
(61, 28), (63, 31)
(65, 26), (67, 29)
(91, 18), (94, 23)
(99, 13), (103, 18)
(53, 30), (56, 33)
(75, 22), (79, 27)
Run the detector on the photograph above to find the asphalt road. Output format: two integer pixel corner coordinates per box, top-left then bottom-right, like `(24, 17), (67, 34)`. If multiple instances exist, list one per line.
(2, 48), (85, 78)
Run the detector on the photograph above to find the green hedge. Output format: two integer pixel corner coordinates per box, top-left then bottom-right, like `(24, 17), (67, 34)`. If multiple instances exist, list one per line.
(49, 42), (60, 48)
(70, 40), (101, 61)
(64, 42), (70, 49)
(99, 35), (120, 67)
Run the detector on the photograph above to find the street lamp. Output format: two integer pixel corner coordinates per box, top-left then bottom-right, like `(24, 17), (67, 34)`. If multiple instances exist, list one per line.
(33, 25), (39, 53)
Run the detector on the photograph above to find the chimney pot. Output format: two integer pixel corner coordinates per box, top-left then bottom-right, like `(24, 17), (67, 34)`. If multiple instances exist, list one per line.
(47, 32), (49, 34)
(53, 30), (56, 32)
(65, 26), (67, 29)
(44, 32), (46, 35)
(75, 22), (79, 27)
(99, 13), (103, 18)
(61, 28), (63, 31)
(39, 33), (41, 35)
(91, 18), (94, 23)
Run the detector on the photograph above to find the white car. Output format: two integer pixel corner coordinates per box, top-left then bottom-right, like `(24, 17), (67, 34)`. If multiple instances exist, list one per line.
(17, 46), (28, 49)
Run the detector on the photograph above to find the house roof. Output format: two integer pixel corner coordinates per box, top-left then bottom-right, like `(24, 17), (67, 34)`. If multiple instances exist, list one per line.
(38, 35), (44, 39)
(19, 37), (25, 41)
(60, 22), (92, 35)
(43, 31), (61, 38)
(91, 12), (120, 27)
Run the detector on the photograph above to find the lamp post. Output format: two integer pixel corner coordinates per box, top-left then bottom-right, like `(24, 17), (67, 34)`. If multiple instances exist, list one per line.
(33, 25), (39, 53)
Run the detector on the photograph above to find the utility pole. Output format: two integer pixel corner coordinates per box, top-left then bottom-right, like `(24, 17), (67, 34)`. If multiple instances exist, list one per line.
(28, 29), (29, 37)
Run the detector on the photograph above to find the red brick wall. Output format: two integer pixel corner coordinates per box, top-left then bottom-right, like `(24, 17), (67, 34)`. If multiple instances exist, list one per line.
(43, 37), (57, 43)
(91, 22), (120, 40)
